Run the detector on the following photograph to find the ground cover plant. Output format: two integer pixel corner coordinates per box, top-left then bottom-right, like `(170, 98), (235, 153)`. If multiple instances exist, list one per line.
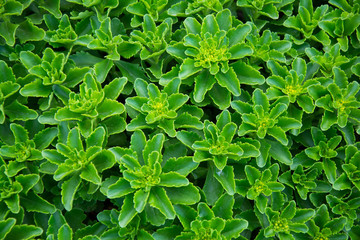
(1, 0), (360, 239)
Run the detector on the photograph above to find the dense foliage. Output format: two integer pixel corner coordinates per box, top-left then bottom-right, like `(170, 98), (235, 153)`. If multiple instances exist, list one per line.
(0, 0), (360, 239)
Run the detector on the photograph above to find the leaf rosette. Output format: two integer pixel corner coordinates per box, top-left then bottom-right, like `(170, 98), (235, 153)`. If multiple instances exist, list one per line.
(0, 61), (38, 124)
(167, 9), (255, 108)
(55, 73), (127, 137)
(126, 78), (203, 137)
(102, 130), (200, 227)
(308, 67), (360, 130)
(264, 201), (315, 240)
(232, 89), (302, 146)
(237, 164), (284, 213)
(41, 127), (115, 211)
(266, 58), (319, 113)
(175, 195), (248, 240)
(168, 0), (233, 17)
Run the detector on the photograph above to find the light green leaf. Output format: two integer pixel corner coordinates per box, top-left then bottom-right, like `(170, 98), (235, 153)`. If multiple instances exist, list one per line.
(215, 67), (241, 96)
(80, 162), (101, 185)
(61, 174), (81, 211)
(159, 172), (189, 187)
(119, 195), (137, 228)
(149, 187), (176, 219)
(213, 165), (236, 195)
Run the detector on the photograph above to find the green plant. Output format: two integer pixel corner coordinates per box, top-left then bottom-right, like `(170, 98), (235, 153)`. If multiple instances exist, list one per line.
(1, 0), (360, 239)
(102, 130), (200, 227)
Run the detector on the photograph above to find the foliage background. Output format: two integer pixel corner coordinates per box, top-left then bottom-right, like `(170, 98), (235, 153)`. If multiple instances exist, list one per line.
(0, 0), (360, 239)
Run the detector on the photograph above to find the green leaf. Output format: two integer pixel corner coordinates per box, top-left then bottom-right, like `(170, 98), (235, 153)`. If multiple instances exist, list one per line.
(39, 0), (61, 18)
(16, 174), (39, 194)
(159, 119), (176, 137)
(281, 201), (296, 219)
(323, 159), (337, 184)
(256, 194), (268, 213)
(167, 44), (187, 60)
(97, 99), (125, 120)
(321, 110), (338, 131)
(168, 93), (189, 111)
(209, 84), (231, 110)
(143, 133), (165, 164)
(174, 205), (197, 230)
(245, 165), (261, 185)
(4, 225), (43, 240)
(232, 61), (265, 85)
(0, 60), (16, 82)
(228, 43), (253, 59)
(119, 195), (137, 228)
(114, 60), (147, 83)
(213, 165), (236, 195)
(213, 155), (227, 170)
(193, 70), (214, 102)
(269, 140), (293, 165)
(58, 224), (73, 240)
(201, 14), (219, 36)
(179, 58), (202, 80)
(16, 19), (45, 43)
(67, 128), (83, 151)
(228, 24), (251, 47)
(107, 178), (134, 198)
(47, 210), (66, 236)
(267, 126), (288, 145)
(5, 194), (20, 213)
(104, 77), (127, 100)
(4, 100), (38, 121)
(216, 9), (232, 31)
(166, 183), (200, 205)
(94, 59), (113, 83)
(215, 67), (241, 96)
(0, 21), (18, 46)
(277, 117), (302, 131)
(134, 189), (150, 213)
(163, 157), (198, 176)
(33, 127), (58, 150)
(20, 191), (56, 214)
(297, 94), (315, 113)
(10, 123), (28, 143)
(117, 41), (141, 58)
(64, 67), (90, 88)
(333, 173), (352, 190)
(269, 103), (287, 119)
(292, 209), (315, 223)
(145, 206), (166, 226)
(222, 219), (248, 239)
(213, 194), (234, 219)
(42, 149), (66, 165)
(86, 127), (105, 148)
(80, 162), (101, 185)
(0, 218), (16, 239)
(54, 164), (73, 181)
(61, 174), (81, 211)
(149, 187), (176, 219)
(253, 89), (269, 111)
(184, 17), (201, 34)
(159, 172), (189, 187)
(197, 202), (215, 220)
